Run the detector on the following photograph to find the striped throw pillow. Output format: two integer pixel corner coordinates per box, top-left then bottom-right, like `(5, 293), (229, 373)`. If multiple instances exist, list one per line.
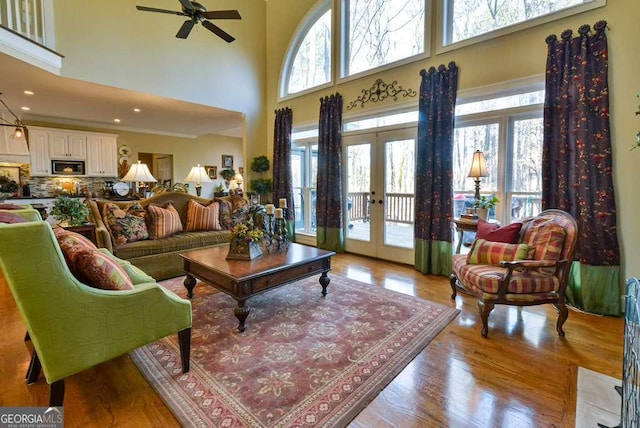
(467, 239), (530, 266)
(522, 220), (566, 262)
(185, 199), (221, 232)
(147, 201), (183, 239)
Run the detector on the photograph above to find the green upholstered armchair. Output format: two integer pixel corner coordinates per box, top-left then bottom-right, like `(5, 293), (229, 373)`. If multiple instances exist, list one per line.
(0, 220), (192, 406)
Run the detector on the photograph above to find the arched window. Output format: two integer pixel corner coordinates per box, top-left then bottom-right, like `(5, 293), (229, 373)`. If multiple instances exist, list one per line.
(281, 1), (332, 97)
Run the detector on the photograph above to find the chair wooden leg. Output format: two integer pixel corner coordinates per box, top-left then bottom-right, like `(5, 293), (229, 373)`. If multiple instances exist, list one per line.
(49, 380), (65, 407)
(449, 275), (458, 299)
(26, 350), (41, 384)
(478, 300), (495, 338)
(554, 302), (568, 337)
(178, 327), (191, 373)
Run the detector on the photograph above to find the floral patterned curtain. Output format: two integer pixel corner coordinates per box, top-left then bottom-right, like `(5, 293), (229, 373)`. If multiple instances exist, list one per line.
(316, 93), (344, 253)
(273, 107), (295, 239)
(415, 63), (458, 275)
(543, 21), (621, 315)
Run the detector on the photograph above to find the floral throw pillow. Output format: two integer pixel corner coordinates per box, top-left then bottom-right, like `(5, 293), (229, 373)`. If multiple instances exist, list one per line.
(102, 202), (148, 246)
(215, 198), (234, 230)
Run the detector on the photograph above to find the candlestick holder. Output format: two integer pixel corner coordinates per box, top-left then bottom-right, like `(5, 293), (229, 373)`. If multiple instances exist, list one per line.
(263, 207), (289, 254)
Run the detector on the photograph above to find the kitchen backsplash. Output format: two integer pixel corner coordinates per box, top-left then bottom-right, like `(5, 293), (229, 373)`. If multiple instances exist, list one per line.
(11, 163), (118, 198)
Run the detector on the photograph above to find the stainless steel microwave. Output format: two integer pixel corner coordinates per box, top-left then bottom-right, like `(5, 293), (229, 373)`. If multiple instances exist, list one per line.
(51, 159), (85, 175)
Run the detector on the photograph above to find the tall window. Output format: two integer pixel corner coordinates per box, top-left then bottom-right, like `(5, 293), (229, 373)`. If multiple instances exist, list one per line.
(284, 3), (332, 96)
(453, 90), (544, 224)
(443, 0), (604, 46)
(291, 134), (319, 234)
(343, 0), (426, 77)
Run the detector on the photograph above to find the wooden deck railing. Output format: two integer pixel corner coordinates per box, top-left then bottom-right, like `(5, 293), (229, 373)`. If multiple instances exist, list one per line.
(347, 192), (414, 224)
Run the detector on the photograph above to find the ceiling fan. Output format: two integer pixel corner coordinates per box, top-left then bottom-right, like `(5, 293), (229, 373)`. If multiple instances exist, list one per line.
(136, 0), (241, 42)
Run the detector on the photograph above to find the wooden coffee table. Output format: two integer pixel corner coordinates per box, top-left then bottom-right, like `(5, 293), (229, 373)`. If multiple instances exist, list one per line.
(179, 243), (336, 332)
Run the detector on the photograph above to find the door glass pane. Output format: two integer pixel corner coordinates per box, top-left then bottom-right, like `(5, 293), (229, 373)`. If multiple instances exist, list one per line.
(384, 139), (414, 248)
(346, 144), (371, 241)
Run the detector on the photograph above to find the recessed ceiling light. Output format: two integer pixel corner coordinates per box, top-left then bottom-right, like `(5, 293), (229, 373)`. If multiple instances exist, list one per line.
(133, 108), (141, 112)
(114, 118), (121, 123)
(21, 106), (30, 111)
(23, 90), (34, 95)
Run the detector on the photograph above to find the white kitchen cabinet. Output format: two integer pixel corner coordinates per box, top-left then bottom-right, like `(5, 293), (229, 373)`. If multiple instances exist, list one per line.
(28, 126), (118, 177)
(86, 136), (118, 177)
(48, 132), (86, 159)
(29, 129), (51, 176)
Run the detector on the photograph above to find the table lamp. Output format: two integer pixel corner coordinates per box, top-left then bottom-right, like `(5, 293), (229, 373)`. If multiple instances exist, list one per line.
(122, 160), (157, 197)
(468, 150), (488, 208)
(184, 164), (213, 196)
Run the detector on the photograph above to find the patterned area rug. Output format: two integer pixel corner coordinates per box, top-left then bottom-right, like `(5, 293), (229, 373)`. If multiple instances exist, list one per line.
(131, 274), (459, 427)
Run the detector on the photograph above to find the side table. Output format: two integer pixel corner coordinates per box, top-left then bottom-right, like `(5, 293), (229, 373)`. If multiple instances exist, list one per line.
(63, 224), (98, 246)
(453, 218), (478, 254)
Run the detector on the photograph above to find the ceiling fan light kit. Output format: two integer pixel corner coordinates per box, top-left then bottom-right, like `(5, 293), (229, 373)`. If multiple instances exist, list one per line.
(136, 0), (241, 42)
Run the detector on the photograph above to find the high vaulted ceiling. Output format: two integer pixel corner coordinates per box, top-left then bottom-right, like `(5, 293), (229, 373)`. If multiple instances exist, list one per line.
(0, 52), (244, 139)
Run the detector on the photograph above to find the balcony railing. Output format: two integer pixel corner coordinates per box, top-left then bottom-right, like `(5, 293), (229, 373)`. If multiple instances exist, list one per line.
(0, 0), (48, 46)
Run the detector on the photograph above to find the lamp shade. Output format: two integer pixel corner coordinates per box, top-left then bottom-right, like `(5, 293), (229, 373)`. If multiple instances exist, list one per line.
(233, 173), (244, 183)
(468, 150), (488, 178)
(122, 160), (157, 183)
(184, 164), (213, 184)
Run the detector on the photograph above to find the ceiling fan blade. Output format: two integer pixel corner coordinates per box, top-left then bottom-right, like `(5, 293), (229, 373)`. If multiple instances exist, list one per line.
(202, 10), (241, 20)
(178, 0), (195, 11)
(136, 6), (184, 15)
(176, 20), (196, 39)
(201, 20), (235, 43)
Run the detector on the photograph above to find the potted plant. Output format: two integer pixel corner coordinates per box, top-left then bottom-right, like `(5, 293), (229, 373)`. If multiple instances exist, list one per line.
(476, 195), (499, 221)
(51, 196), (91, 226)
(220, 168), (235, 186)
(249, 155), (272, 203)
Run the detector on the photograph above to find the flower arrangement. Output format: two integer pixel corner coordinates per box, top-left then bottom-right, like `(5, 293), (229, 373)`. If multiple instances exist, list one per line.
(51, 196), (90, 226)
(229, 223), (264, 243)
(0, 174), (19, 199)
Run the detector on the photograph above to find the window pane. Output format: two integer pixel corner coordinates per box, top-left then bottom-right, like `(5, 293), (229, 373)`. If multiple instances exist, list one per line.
(346, 0), (424, 76)
(447, 0), (592, 44)
(453, 123), (499, 193)
(511, 118), (543, 193)
(343, 111), (418, 132)
(288, 9), (332, 95)
(456, 91), (544, 116)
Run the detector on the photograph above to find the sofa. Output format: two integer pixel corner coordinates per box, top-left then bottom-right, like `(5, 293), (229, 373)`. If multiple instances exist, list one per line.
(88, 192), (261, 280)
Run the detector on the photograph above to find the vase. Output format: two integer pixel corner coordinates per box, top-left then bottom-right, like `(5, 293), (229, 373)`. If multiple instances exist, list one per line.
(226, 239), (263, 260)
(476, 208), (488, 221)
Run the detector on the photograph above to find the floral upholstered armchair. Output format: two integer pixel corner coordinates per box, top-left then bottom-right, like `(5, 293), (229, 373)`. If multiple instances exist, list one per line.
(450, 209), (578, 338)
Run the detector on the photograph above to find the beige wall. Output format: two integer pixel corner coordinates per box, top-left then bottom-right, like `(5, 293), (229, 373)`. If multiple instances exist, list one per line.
(52, 0), (267, 166)
(266, 0), (640, 278)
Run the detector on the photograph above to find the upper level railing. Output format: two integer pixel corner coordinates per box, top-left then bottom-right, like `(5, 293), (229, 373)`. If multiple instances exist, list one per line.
(0, 0), (47, 46)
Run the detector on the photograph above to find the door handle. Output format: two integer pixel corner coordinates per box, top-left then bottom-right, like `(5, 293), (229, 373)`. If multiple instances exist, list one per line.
(370, 200), (376, 204)
(378, 200), (383, 204)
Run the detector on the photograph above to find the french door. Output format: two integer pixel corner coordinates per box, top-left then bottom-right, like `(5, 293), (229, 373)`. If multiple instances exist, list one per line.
(343, 128), (415, 264)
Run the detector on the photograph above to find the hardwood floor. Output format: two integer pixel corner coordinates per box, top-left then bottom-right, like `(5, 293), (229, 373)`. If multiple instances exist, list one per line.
(0, 253), (623, 427)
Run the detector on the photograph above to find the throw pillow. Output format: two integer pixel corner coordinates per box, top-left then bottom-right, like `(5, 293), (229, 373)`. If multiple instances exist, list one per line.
(74, 248), (134, 291)
(96, 248), (156, 284)
(102, 202), (148, 246)
(215, 198), (234, 230)
(0, 212), (27, 223)
(0, 203), (23, 210)
(522, 219), (566, 262)
(467, 239), (530, 266)
(54, 228), (97, 250)
(476, 219), (522, 244)
(185, 199), (221, 232)
(147, 201), (183, 239)
(55, 228), (98, 272)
